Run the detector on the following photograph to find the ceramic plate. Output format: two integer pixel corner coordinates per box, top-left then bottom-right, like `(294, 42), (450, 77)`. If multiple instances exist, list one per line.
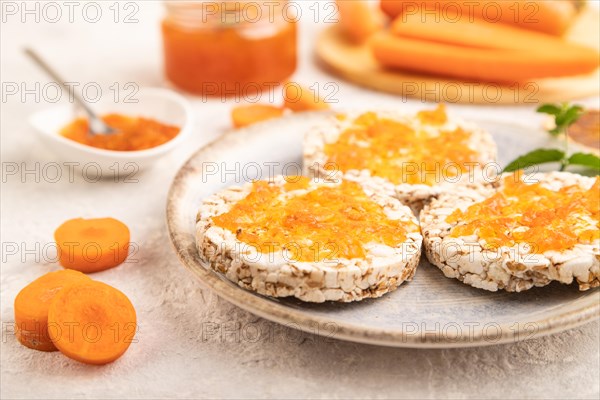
(166, 112), (599, 348)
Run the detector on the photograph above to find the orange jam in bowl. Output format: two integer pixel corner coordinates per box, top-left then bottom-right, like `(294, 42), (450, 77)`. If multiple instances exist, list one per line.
(447, 172), (600, 253)
(60, 114), (180, 151)
(324, 106), (479, 186)
(162, 1), (297, 96)
(212, 177), (417, 262)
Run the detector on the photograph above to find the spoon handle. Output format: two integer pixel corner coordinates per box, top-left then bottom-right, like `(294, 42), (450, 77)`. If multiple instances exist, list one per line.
(24, 48), (98, 118)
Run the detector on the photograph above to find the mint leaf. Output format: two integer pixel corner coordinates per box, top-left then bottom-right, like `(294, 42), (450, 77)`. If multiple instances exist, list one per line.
(537, 103), (584, 137)
(503, 149), (565, 173)
(556, 105), (584, 130)
(549, 126), (562, 136)
(567, 152), (600, 172)
(537, 104), (561, 116)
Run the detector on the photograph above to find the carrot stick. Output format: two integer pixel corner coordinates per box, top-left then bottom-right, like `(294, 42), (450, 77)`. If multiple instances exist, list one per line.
(369, 32), (599, 82)
(390, 9), (574, 51)
(231, 104), (285, 128)
(380, 0), (407, 19)
(283, 83), (330, 112)
(380, 0), (578, 36)
(14, 270), (91, 351)
(54, 218), (130, 273)
(47, 280), (137, 365)
(335, 0), (383, 43)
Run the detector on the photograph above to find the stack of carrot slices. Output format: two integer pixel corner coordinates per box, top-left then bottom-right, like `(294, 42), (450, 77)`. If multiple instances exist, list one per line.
(14, 217), (136, 365)
(14, 270), (137, 364)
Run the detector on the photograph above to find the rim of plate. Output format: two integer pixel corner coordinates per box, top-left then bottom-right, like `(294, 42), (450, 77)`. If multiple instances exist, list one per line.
(166, 112), (600, 348)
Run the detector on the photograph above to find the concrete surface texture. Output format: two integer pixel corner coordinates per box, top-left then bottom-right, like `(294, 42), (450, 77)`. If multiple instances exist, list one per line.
(1, 2), (599, 399)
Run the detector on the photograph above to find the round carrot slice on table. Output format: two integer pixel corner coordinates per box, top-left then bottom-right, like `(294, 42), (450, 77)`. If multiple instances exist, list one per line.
(231, 104), (284, 128)
(48, 281), (137, 365)
(14, 269), (91, 351)
(283, 83), (330, 112)
(54, 218), (130, 273)
(16, 328), (59, 352)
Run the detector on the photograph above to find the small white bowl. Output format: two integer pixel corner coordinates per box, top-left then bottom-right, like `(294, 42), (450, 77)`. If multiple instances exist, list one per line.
(29, 87), (193, 176)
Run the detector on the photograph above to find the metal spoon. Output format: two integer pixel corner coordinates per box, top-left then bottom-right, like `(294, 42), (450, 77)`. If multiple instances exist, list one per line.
(24, 48), (115, 135)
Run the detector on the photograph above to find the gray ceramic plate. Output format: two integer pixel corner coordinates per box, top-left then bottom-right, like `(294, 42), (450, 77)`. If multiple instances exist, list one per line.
(166, 112), (599, 348)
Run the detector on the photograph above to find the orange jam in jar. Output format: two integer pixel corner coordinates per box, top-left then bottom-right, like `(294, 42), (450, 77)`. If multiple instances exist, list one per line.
(162, 1), (297, 96)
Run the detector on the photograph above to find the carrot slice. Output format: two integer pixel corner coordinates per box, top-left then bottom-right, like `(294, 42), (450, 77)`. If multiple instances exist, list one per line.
(369, 32), (599, 82)
(55, 218), (130, 273)
(14, 269), (91, 351)
(47, 281), (137, 365)
(16, 327), (59, 352)
(283, 83), (330, 112)
(390, 9), (576, 51)
(231, 104), (285, 128)
(336, 0), (383, 43)
(380, 0), (577, 36)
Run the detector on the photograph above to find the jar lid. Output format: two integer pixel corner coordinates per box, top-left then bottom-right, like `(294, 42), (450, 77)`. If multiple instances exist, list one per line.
(164, 1), (293, 28)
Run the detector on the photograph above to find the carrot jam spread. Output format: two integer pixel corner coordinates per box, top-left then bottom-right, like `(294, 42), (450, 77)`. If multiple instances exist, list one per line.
(212, 177), (417, 262)
(447, 173), (600, 253)
(324, 105), (479, 186)
(60, 114), (180, 151)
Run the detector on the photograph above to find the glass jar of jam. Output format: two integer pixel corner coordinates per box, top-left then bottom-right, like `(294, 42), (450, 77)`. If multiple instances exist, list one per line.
(162, 1), (297, 97)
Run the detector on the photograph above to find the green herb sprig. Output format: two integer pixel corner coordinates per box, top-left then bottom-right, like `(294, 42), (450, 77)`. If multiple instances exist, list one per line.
(503, 103), (600, 173)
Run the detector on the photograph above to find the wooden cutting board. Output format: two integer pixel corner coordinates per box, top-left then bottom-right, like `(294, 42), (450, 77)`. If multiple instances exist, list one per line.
(315, 7), (600, 104)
